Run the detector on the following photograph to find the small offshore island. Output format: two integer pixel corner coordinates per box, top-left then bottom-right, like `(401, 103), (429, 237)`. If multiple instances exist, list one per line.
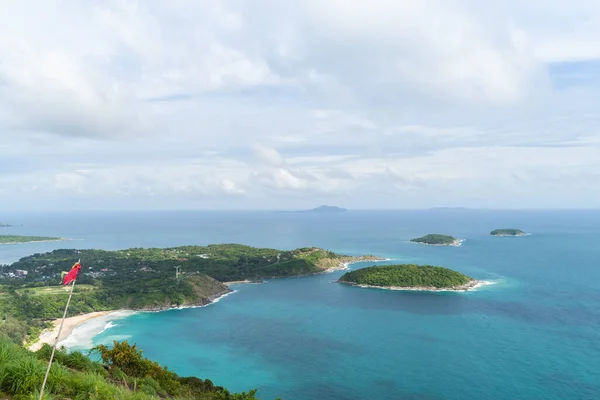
(338, 264), (481, 292)
(0, 234), (65, 244)
(0, 222), (10, 227)
(410, 233), (462, 246)
(490, 229), (527, 236)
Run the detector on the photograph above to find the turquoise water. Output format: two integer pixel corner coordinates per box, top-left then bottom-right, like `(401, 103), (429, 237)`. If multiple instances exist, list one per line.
(2, 210), (600, 399)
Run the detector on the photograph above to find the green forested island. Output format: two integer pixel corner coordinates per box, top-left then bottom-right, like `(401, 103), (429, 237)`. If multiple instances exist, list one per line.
(338, 264), (478, 291)
(490, 229), (526, 236)
(0, 235), (63, 244)
(409, 234), (461, 246)
(0, 244), (377, 399)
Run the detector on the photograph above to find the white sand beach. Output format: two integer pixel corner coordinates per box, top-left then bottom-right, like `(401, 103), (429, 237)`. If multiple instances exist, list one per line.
(28, 311), (117, 352)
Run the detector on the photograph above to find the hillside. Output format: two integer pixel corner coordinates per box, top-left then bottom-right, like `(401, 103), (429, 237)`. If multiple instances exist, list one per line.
(338, 264), (475, 290)
(0, 338), (261, 399)
(4, 244), (371, 283)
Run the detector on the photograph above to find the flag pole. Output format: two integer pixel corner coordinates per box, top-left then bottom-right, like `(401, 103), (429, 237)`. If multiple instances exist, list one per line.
(38, 260), (79, 400)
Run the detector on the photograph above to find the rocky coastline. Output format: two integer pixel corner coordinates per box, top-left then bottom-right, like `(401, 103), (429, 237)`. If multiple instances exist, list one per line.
(134, 287), (233, 312)
(338, 279), (488, 292)
(410, 239), (464, 247)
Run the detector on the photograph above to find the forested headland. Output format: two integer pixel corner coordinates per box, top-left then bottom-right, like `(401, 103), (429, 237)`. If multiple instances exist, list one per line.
(0, 244), (377, 344)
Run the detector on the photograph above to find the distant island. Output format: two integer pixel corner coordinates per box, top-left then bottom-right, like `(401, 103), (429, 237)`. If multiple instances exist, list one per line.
(338, 264), (481, 291)
(0, 235), (64, 244)
(410, 234), (462, 246)
(0, 222), (10, 227)
(490, 229), (526, 236)
(306, 205), (347, 213)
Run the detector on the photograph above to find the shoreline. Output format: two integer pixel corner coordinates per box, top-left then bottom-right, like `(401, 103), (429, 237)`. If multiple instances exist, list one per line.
(322, 256), (389, 273)
(338, 279), (495, 292)
(138, 289), (236, 313)
(0, 237), (72, 246)
(31, 256), (387, 351)
(28, 310), (118, 352)
(30, 289), (237, 350)
(409, 239), (464, 247)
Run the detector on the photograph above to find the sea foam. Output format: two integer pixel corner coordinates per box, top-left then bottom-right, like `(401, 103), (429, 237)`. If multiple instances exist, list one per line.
(58, 310), (136, 350)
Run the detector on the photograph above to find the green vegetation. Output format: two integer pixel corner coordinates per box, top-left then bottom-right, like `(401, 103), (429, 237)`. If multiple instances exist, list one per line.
(15, 285), (95, 296)
(0, 235), (62, 244)
(0, 245), (361, 344)
(0, 338), (263, 399)
(0, 244), (362, 399)
(409, 234), (458, 245)
(6, 244), (353, 282)
(0, 274), (229, 344)
(339, 264), (473, 289)
(490, 229), (526, 236)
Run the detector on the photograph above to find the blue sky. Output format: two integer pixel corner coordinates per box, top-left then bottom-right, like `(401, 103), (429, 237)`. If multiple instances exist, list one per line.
(1, 0), (599, 210)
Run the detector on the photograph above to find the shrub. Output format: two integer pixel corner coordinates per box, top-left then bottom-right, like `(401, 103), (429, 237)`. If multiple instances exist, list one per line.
(47, 363), (71, 394)
(69, 371), (119, 400)
(1, 357), (46, 394)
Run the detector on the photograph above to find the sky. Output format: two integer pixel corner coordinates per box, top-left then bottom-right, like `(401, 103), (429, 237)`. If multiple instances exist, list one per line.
(1, 0), (599, 211)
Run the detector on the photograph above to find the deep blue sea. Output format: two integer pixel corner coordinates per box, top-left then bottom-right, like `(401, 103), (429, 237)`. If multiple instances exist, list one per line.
(2, 210), (600, 399)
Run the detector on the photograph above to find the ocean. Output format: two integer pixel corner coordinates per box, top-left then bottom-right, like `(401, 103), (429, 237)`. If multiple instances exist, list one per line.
(2, 210), (600, 399)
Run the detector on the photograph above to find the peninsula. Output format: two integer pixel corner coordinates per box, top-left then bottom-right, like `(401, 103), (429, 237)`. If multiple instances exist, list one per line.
(490, 229), (527, 236)
(338, 264), (480, 291)
(0, 234), (64, 244)
(0, 244), (381, 343)
(410, 234), (462, 246)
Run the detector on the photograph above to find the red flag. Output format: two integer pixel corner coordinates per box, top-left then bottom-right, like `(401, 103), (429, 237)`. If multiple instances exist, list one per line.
(62, 261), (81, 285)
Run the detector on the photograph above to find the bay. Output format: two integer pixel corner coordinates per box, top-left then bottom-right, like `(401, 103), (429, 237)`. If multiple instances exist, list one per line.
(2, 210), (599, 399)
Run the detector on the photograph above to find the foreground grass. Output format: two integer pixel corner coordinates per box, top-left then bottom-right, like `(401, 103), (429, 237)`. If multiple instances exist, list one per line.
(0, 338), (264, 400)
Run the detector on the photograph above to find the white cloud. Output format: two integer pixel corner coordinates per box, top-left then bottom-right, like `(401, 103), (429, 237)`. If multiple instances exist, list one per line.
(1, 1), (599, 210)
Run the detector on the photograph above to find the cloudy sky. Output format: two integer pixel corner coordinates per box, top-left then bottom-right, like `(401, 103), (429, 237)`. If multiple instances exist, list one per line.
(1, 0), (599, 210)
